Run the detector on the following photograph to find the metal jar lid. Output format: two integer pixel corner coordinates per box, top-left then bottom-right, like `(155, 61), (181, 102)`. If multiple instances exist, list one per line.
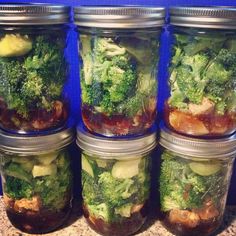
(77, 124), (157, 159)
(74, 6), (165, 28)
(159, 124), (236, 159)
(170, 6), (236, 29)
(0, 4), (70, 25)
(0, 127), (75, 155)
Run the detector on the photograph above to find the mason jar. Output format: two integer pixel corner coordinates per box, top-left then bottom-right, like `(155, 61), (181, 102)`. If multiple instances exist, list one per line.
(74, 6), (165, 136)
(159, 124), (236, 236)
(0, 4), (70, 133)
(165, 7), (236, 137)
(76, 124), (156, 236)
(0, 127), (75, 234)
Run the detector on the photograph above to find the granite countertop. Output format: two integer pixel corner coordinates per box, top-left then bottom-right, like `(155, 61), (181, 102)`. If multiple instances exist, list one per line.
(1, 197), (236, 236)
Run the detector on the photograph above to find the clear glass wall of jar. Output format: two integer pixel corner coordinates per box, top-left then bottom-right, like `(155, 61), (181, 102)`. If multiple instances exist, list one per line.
(0, 4), (70, 133)
(77, 124), (156, 236)
(165, 7), (236, 137)
(0, 127), (75, 234)
(159, 124), (236, 236)
(74, 6), (165, 136)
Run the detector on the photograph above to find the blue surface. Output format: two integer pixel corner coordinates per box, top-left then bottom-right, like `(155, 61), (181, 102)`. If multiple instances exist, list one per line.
(0, 0), (236, 205)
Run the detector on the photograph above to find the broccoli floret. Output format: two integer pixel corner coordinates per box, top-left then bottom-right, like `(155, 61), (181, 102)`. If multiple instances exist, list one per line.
(95, 38), (126, 58)
(114, 203), (133, 218)
(168, 90), (188, 110)
(176, 65), (206, 104)
(183, 36), (224, 56)
(205, 62), (232, 85)
(80, 37), (138, 115)
(82, 171), (102, 205)
(34, 154), (72, 210)
(160, 152), (208, 212)
(98, 172), (136, 206)
(0, 35), (66, 118)
(87, 203), (112, 222)
(5, 176), (33, 200)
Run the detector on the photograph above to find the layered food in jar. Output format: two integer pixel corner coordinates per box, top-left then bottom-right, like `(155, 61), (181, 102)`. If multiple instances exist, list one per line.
(159, 150), (233, 236)
(165, 30), (236, 137)
(0, 31), (68, 133)
(79, 32), (159, 136)
(1, 150), (72, 234)
(81, 153), (151, 236)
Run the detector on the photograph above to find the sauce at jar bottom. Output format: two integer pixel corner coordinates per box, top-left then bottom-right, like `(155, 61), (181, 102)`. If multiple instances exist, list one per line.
(0, 97), (68, 132)
(161, 212), (222, 236)
(82, 105), (156, 136)
(6, 205), (71, 234)
(83, 203), (148, 236)
(164, 103), (236, 137)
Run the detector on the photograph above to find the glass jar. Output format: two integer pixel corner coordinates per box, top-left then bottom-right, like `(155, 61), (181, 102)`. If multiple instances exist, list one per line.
(77, 124), (156, 236)
(0, 4), (70, 133)
(0, 127), (75, 234)
(159, 124), (236, 236)
(74, 6), (165, 136)
(165, 7), (236, 137)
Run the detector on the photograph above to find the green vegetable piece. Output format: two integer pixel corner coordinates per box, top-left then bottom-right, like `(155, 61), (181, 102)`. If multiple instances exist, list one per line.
(0, 34), (32, 57)
(82, 154), (94, 177)
(96, 159), (107, 168)
(87, 203), (111, 222)
(32, 164), (57, 178)
(12, 156), (29, 164)
(36, 152), (58, 165)
(5, 176), (33, 199)
(111, 158), (140, 179)
(189, 162), (221, 176)
(114, 203), (132, 217)
(20, 160), (35, 173)
(5, 163), (32, 183)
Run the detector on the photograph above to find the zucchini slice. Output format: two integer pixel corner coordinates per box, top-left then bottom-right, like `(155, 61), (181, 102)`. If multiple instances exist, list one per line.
(112, 158), (141, 179)
(189, 161), (221, 176)
(82, 154), (94, 177)
(32, 164), (57, 178)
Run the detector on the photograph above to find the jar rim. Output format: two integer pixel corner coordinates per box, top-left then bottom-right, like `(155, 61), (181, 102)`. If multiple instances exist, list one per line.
(76, 124), (157, 159)
(159, 123), (236, 159)
(74, 6), (165, 29)
(0, 3), (71, 25)
(170, 6), (236, 29)
(0, 126), (75, 155)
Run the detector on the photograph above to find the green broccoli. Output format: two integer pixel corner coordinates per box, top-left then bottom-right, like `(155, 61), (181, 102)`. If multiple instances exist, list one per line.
(80, 36), (158, 116)
(82, 171), (102, 205)
(160, 151), (225, 212)
(5, 176), (33, 200)
(98, 172), (136, 206)
(169, 33), (236, 115)
(0, 34), (66, 118)
(87, 203), (112, 222)
(34, 153), (72, 210)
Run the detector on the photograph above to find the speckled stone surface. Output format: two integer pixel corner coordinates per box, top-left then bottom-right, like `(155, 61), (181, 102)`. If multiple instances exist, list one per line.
(0, 197), (235, 236)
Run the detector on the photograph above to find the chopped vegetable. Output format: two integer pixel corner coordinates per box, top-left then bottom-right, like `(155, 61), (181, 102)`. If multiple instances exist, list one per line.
(167, 33), (236, 136)
(82, 155), (150, 224)
(2, 151), (72, 211)
(0, 34), (32, 57)
(0, 33), (67, 131)
(80, 33), (159, 135)
(160, 150), (229, 233)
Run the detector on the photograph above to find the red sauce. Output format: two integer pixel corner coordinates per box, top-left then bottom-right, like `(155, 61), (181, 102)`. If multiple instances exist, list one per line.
(83, 203), (148, 236)
(164, 102), (236, 137)
(0, 97), (68, 133)
(6, 205), (71, 234)
(161, 211), (222, 236)
(82, 104), (156, 136)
